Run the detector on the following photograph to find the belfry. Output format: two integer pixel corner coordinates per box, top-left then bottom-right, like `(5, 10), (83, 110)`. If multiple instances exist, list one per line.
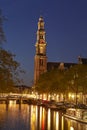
(34, 16), (87, 85)
(34, 16), (47, 84)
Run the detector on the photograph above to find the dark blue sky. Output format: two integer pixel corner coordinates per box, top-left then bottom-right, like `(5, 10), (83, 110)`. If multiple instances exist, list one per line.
(1, 0), (87, 86)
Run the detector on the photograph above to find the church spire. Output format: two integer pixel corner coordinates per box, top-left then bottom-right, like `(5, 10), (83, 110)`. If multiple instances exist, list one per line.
(36, 16), (46, 56)
(34, 16), (47, 84)
(38, 16), (44, 30)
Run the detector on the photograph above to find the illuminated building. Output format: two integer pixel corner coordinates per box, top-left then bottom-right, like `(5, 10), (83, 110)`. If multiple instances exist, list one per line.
(34, 17), (87, 84)
(34, 16), (47, 84)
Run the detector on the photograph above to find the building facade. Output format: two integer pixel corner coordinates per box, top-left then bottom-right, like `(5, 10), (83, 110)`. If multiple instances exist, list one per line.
(34, 17), (47, 84)
(34, 17), (87, 84)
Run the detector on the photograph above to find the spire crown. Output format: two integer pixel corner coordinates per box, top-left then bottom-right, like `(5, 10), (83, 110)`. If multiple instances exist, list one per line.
(39, 16), (44, 22)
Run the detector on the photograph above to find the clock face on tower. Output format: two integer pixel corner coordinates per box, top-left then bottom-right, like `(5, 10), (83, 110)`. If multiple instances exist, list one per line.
(40, 46), (43, 54)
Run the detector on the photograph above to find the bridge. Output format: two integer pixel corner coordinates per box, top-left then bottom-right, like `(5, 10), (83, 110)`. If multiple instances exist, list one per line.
(0, 93), (35, 104)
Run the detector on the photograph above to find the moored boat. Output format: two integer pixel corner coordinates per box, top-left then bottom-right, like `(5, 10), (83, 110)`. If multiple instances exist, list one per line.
(64, 108), (87, 123)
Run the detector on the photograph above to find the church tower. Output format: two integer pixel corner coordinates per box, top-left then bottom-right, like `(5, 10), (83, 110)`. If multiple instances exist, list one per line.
(34, 16), (47, 84)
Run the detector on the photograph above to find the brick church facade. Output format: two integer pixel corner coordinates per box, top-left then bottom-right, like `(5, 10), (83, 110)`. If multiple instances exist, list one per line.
(34, 16), (87, 84)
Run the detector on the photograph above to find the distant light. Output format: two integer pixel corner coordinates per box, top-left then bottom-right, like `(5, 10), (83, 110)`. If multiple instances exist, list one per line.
(70, 126), (74, 130)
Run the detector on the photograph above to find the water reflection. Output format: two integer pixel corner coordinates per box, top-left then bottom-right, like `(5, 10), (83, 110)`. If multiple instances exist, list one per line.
(0, 104), (87, 130)
(64, 117), (87, 130)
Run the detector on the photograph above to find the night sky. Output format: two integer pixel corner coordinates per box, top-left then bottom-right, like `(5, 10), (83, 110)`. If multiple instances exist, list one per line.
(1, 0), (87, 86)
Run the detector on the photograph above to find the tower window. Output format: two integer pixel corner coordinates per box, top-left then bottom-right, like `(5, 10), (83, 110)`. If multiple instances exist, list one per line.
(40, 59), (43, 66)
(40, 35), (43, 39)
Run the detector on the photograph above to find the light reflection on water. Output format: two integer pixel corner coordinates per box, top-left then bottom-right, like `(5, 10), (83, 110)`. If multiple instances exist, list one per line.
(64, 117), (87, 130)
(0, 104), (87, 130)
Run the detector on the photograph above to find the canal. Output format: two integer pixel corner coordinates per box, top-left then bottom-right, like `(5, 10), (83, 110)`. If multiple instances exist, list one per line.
(0, 104), (87, 130)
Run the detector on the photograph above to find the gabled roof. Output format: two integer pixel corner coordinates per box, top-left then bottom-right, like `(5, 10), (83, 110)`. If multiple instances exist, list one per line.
(47, 62), (76, 71)
(81, 58), (87, 64)
(78, 56), (87, 64)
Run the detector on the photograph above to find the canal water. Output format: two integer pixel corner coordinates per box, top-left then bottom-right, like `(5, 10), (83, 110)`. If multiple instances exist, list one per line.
(0, 104), (87, 130)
